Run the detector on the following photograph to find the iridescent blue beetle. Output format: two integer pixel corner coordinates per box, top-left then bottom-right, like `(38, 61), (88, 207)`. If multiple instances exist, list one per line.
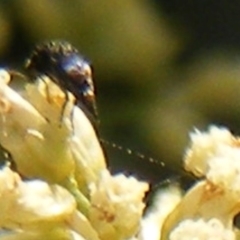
(25, 40), (98, 121)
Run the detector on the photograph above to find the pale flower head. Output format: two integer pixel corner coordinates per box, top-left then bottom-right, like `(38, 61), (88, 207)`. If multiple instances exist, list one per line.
(0, 165), (76, 229)
(0, 70), (106, 186)
(0, 69), (149, 240)
(169, 218), (235, 240)
(136, 126), (240, 240)
(88, 170), (149, 240)
(184, 126), (234, 177)
(2, 64), (240, 240)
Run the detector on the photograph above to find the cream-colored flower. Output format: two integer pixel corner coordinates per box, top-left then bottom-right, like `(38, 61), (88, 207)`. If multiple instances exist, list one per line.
(184, 126), (234, 177)
(0, 70), (107, 213)
(185, 126), (240, 199)
(88, 170), (149, 240)
(0, 166), (76, 228)
(6, 65), (240, 240)
(0, 165), (98, 240)
(169, 218), (235, 240)
(157, 126), (240, 240)
(139, 184), (182, 240)
(0, 69), (149, 240)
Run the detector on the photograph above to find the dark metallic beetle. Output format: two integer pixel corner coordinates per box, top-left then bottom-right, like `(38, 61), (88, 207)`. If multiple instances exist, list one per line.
(25, 40), (98, 122)
(24, 41), (189, 182)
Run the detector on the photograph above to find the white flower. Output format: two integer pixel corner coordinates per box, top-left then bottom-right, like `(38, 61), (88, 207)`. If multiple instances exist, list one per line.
(170, 218), (235, 240)
(0, 69), (149, 240)
(185, 126), (240, 198)
(0, 165), (94, 240)
(184, 126), (234, 177)
(139, 184), (182, 240)
(88, 170), (149, 240)
(139, 126), (240, 240)
(4, 66), (240, 240)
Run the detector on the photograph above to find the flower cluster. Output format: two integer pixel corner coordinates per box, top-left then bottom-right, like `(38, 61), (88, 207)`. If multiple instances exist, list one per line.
(0, 69), (239, 240)
(0, 70), (148, 240)
(143, 126), (239, 240)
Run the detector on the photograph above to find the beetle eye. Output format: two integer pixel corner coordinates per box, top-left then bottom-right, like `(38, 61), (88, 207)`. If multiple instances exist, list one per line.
(83, 65), (92, 78)
(67, 63), (92, 81)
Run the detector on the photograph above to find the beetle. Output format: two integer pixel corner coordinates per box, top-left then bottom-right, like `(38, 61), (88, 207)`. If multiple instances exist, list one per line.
(25, 40), (98, 123)
(25, 40), (190, 185)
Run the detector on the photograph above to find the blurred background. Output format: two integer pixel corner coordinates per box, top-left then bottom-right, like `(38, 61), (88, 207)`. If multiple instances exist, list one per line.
(1, 0), (240, 185)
